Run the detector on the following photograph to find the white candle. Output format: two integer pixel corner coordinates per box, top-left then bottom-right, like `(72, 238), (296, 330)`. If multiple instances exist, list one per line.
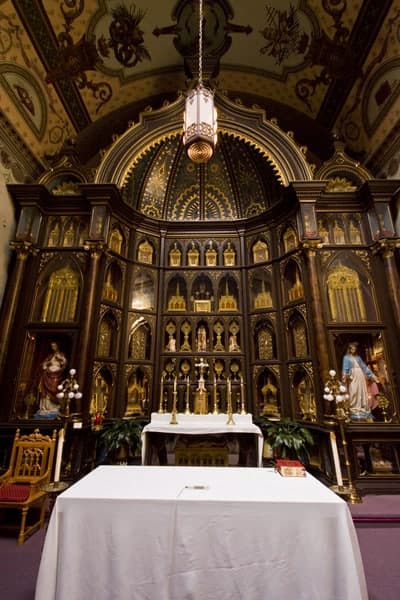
(174, 377), (177, 393)
(54, 428), (64, 483)
(330, 431), (343, 487)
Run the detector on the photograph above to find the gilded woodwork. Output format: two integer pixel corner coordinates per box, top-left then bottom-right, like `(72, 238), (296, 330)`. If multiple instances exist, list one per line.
(252, 239), (269, 263)
(109, 228), (124, 254)
(327, 265), (367, 322)
(137, 239), (154, 264)
(41, 266), (79, 322)
(169, 243), (182, 267)
(205, 242), (217, 266)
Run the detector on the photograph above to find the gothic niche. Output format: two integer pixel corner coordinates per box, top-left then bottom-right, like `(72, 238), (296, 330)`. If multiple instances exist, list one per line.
(109, 227), (125, 254)
(165, 320), (177, 352)
(333, 332), (393, 422)
(326, 256), (376, 322)
(288, 312), (309, 358)
(131, 271), (155, 311)
(90, 369), (112, 422)
(169, 242), (182, 267)
(282, 226), (298, 253)
(39, 261), (81, 322)
(258, 368), (280, 417)
(228, 321), (241, 352)
(292, 369), (316, 422)
(128, 318), (151, 360)
(332, 218), (346, 244)
(102, 263), (122, 304)
(187, 241), (200, 266)
(97, 311), (118, 358)
(15, 333), (72, 419)
(223, 242), (236, 266)
(212, 320), (225, 351)
(251, 239), (269, 264)
(252, 270), (273, 310)
(195, 321), (209, 352)
(255, 321), (276, 360)
(125, 367), (148, 416)
(191, 275), (213, 312)
(284, 261), (304, 303)
(167, 275), (187, 311)
(137, 239), (154, 264)
(205, 241), (218, 266)
(62, 218), (79, 247)
(218, 276), (238, 312)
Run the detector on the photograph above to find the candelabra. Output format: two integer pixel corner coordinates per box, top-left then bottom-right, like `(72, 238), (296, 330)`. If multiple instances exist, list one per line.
(56, 369), (82, 417)
(323, 369), (362, 503)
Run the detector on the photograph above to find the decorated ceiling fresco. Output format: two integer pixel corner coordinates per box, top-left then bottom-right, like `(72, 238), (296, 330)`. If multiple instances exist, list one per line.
(0, 0), (400, 182)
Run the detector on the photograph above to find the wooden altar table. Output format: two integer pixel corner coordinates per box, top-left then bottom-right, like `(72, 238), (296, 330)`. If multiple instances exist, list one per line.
(35, 465), (368, 600)
(141, 412), (264, 466)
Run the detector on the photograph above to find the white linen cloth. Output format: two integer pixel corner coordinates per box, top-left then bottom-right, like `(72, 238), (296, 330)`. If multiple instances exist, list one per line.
(35, 466), (367, 600)
(142, 412), (264, 466)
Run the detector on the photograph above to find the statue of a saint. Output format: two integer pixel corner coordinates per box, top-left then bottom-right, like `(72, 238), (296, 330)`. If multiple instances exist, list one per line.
(196, 325), (207, 352)
(36, 342), (67, 417)
(342, 342), (379, 420)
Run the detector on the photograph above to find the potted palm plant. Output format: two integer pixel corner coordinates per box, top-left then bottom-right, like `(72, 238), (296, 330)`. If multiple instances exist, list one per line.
(101, 418), (147, 464)
(254, 416), (314, 464)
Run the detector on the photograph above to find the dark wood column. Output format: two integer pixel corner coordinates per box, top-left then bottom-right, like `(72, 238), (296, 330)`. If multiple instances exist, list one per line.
(301, 240), (330, 379)
(77, 242), (106, 412)
(0, 242), (37, 377)
(373, 239), (400, 335)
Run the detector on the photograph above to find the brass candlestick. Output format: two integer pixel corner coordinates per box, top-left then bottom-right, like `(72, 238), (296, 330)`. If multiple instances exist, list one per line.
(226, 378), (235, 425)
(213, 379), (218, 415)
(184, 376), (191, 414)
(170, 378), (178, 424)
(240, 376), (246, 415)
(158, 374), (165, 413)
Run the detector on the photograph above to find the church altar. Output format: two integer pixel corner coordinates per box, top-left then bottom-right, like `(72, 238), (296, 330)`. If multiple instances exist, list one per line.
(35, 465), (368, 600)
(141, 412), (264, 467)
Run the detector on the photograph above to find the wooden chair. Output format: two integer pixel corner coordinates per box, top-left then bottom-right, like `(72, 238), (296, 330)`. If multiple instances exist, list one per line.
(0, 428), (57, 544)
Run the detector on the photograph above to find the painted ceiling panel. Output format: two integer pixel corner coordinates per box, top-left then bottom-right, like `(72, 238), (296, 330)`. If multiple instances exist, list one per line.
(0, 0), (399, 179)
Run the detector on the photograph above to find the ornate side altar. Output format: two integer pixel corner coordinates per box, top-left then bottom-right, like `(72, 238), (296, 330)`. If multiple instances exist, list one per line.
(141, 413), (263, 467)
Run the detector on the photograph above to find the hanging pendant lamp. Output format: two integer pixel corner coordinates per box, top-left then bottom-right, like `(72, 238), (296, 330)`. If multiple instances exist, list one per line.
(183, 0), (217, 163)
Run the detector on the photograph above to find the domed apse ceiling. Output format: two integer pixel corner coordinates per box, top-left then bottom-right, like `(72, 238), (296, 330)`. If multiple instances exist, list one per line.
(121, 133), (283, 221)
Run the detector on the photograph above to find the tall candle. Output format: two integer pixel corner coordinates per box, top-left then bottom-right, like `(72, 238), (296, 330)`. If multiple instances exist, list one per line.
(159, 375), (164, 412)
(330, 431), (343, 487)
(54, 428), (64, 483)
(174, 376), (177, 393)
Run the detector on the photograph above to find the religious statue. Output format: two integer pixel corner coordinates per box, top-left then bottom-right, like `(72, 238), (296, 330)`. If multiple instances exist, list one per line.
(36, 342), (67, 418)
(261, 377), (279, 417)
(196, 325), (208, 352)
(342, 342), (379, 420)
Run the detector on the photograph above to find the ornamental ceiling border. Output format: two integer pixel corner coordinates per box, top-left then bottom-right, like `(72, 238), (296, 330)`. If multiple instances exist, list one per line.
(95, 93), (315, 187)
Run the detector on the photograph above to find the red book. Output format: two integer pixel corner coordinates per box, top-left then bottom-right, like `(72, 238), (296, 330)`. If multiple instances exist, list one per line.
(275, 459), (306, 477)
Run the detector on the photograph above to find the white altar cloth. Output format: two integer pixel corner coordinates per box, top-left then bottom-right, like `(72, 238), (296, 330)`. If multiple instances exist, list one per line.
(35, 465), (367, 600)
(142, 412), (264, 466)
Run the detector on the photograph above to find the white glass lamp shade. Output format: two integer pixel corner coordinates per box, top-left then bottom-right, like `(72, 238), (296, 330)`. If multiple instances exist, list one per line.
(183, 85), (217, 163)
